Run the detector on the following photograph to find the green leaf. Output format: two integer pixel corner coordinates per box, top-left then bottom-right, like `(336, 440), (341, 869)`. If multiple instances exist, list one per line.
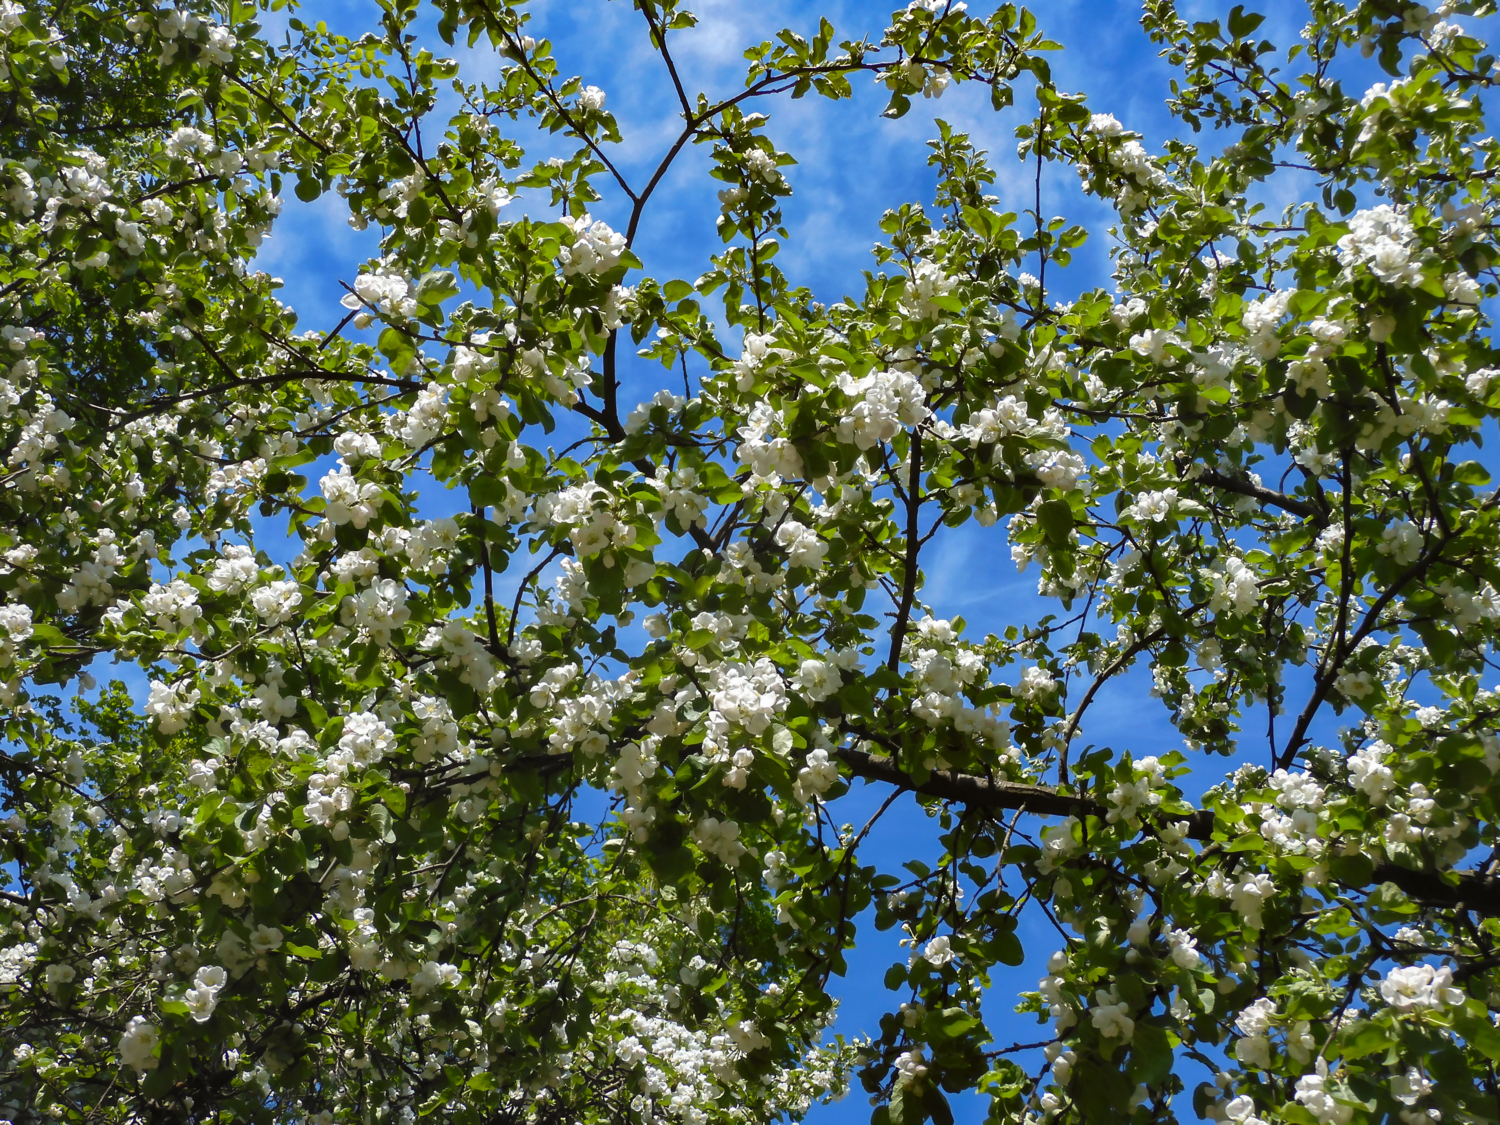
(470, 475), (508, 508)
(1462, 1018), (1500, 1062)
(1328, 854), (1374, 888)
(378, 327), (416, 373)
(883, 92), (912, 119)
(888, 1082), (909, 1125)
(416, 270), (460, 306)
(925, 1087), (953, 1125)
(379, 786), (407, 817)
(1227, 6), (1265, 39)
(991, 929), (1024, 967)
(1280, 1104), (1321, 1125)
(1128, 1021), (1173, 1086)
(1454, 460), (1491, 486)
(1037, 499), (1073, 547)
(1282, 387), (1317, 419)
(929, 1007), (978, 1041)
(244, 749), (273, 785)
(1368, 881), (1419, 922)
(294, 173), (322, 202)
(1072, 1059), (1131, 1122)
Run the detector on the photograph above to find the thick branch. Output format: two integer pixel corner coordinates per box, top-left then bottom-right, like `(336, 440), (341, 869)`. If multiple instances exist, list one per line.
(836, 747), (1500, 914)
(837, 746), (1139, 827)
(104, 370), (421, 426)
(886, 431), (923, 672)
(1058, 625), (1166, 783)
(1277, 520), (1459, 770)
(1185, 462), (1322, 521)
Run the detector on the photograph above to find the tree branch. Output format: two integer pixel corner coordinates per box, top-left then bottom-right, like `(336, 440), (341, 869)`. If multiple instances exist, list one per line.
(886, 430), (923, 672)
(1183, 462), (1322, 521)
(105, 370), (421, 425)
(836, 746), (1500, 914)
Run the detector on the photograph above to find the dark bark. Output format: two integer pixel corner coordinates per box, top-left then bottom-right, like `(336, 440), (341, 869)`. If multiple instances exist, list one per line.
(836, 746), (1500, 915)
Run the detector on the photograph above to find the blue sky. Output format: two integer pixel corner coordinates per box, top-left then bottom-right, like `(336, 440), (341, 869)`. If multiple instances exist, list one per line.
(237, 1), (1492, 1120)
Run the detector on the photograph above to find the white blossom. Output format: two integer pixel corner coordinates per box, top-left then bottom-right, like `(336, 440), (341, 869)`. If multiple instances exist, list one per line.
(1338, 206), (1423, 287)
(1379, 964), (1464, 1014)
(558, 213), (625, 276)
(118, 1017), (160, 1071)
(834, 369), (928, 449)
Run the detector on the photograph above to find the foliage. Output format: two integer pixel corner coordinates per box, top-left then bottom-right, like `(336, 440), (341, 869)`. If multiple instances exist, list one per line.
(5, 0), (1500, 1123)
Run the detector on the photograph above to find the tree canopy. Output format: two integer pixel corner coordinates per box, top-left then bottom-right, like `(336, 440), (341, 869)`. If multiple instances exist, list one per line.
(6, 1), (1500, 1123)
